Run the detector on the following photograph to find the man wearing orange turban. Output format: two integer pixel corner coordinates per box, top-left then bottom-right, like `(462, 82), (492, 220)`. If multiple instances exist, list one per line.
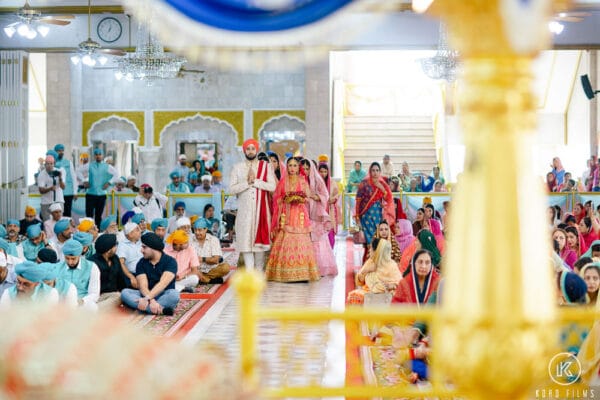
(19, 205), (43, 237)
(164, 230), (200, 292)
(229, 138), (276, 270)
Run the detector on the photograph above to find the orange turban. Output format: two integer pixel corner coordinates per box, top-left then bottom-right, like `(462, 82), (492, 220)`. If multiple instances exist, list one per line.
(318, 154), (329, 163)
(80, 152), (89, 159)
(189, 215), (199, 226)
(78, 219), (95, 232)
(423, 196), (432, 205)
(166, 230), (189, 245)
(242, 139), (259, 152)
(25, 205), (37, 217)
(211, 170), (222, 177)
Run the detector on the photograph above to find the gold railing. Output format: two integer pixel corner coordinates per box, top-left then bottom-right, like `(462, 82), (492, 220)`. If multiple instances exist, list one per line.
(26, 191), (233, 224)
(232, 270), (600, 398)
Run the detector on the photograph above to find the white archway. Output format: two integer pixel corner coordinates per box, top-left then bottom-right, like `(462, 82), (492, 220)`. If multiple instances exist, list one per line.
(259, 115), (306, 158)
(87, 116), (140, 178)
(157, 114), (240, 191)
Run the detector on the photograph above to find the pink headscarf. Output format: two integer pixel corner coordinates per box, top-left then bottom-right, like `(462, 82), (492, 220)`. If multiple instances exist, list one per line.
(395, 219), (415, 253)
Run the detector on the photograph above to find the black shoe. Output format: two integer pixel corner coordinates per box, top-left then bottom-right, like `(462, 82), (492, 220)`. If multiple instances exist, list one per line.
(162, 307), (174, 316)
(181, 286), (195, 293)
(209, 277), (224, 284)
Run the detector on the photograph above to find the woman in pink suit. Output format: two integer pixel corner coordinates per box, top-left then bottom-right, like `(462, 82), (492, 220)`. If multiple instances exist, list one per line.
(301, 159), (337, 277)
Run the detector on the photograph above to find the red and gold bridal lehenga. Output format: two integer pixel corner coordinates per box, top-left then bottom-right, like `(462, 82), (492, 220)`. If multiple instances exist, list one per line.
(265, 170), (320, 282)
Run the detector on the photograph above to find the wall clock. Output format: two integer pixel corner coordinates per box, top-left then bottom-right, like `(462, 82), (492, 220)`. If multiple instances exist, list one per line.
(97, 17), (122, 43)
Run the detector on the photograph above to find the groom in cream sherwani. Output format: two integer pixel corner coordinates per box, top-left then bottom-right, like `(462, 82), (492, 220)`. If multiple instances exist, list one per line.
(229, 139), (276, 270)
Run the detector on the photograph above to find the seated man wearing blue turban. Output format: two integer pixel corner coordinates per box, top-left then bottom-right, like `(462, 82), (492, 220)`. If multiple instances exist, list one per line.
(5, 219), (25, 259)
(21, 224), (51, 262)
(0, 261), (59, 306)
(56, 239), (100, 311)
(167, 201), (188, 235)
(48, 219), (74, 262)
(166, 171), (190, 193)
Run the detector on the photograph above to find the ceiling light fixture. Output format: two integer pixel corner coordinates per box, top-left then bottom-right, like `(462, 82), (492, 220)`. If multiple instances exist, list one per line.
(548, 20), (564, 35)
(71, 0), (124, 67)
(3, 1), (72, 40)
(420, 23), (460, 82)
(114, 16), (186, 85)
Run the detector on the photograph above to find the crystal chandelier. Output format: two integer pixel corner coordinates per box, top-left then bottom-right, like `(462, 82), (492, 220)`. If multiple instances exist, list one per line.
(115, 18), (186, 84)
(420, 23), (460, 82)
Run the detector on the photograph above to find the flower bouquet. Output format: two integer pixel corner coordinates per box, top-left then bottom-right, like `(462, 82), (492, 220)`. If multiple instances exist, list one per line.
(284, 191), (307, 204)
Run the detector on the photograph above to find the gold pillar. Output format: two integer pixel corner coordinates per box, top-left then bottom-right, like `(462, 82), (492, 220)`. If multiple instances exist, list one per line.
(231, 269), (265, 390)
(429, 1), (562, 398)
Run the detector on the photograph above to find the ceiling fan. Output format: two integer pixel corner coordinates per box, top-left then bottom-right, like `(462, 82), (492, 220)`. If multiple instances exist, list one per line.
(71, 0), (125, 67)
(3, 0), (74, 39)
(549, 10), (592, 34)
(554, 10), (592, 23)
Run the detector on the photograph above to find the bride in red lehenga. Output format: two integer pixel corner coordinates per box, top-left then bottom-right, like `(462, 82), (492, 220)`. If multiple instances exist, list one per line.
(265, 157), (320, 282)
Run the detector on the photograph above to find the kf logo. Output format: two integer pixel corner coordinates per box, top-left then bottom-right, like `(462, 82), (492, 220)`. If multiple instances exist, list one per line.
(556, 361), (574, 378)
(549, 353), (581, 386)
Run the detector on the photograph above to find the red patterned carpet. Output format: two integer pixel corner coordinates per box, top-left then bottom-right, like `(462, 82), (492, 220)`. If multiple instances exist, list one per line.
(121, 248), (239, 337)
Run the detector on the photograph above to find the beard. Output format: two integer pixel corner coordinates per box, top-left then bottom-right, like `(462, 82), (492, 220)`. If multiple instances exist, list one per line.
(245, 153), (257, 161)
(57, 154), (63, 160)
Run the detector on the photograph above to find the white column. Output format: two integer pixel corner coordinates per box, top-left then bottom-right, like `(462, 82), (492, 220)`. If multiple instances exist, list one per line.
(304, 61), (331, 161)
(137, 147), (161, 189)
(0, 51), (28, 222)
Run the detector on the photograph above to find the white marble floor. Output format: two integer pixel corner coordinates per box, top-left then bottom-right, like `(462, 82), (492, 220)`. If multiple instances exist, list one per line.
(183, 237), (352, 396)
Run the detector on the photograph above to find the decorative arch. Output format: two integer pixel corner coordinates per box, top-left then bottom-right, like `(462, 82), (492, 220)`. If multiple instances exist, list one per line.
(82, 112), (145, 146)
(154, 111), (244, 147)
(253, 109), (305, 141)
(256, 112), (306, 158)
(153, 111), (242, 192)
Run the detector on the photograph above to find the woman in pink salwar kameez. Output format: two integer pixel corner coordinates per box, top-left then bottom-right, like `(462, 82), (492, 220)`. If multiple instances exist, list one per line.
(301, 159), (337, 277)
(318, 163), (342, 248)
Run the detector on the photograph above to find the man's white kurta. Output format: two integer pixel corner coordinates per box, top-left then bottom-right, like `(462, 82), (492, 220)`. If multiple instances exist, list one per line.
(229, 160), (276, 253)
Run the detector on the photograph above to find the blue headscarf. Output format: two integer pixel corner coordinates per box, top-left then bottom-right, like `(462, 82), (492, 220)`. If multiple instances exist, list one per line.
(121, 211), (135, 226)
(9, 261), (55, 301)
(73, 232), (93, 247)
(54, 219), (71, 235)
(7, 219), (19, 227)
(132, 213), (145, 224)
(46, 149), (59, 161)
(62, 239), (83, 256)
(151, 218), (168, 231)
(194, 218), (211, 230)
(26, 224), (42, 239)
(100, 215), (117, 231)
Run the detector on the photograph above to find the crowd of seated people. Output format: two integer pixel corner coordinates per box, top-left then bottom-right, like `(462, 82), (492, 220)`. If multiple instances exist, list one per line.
(0, 191), (233, 314)
(343, 154), (600, 385)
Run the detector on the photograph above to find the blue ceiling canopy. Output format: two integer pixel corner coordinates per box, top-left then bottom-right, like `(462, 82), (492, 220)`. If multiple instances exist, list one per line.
(164, 0), (355, 32)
